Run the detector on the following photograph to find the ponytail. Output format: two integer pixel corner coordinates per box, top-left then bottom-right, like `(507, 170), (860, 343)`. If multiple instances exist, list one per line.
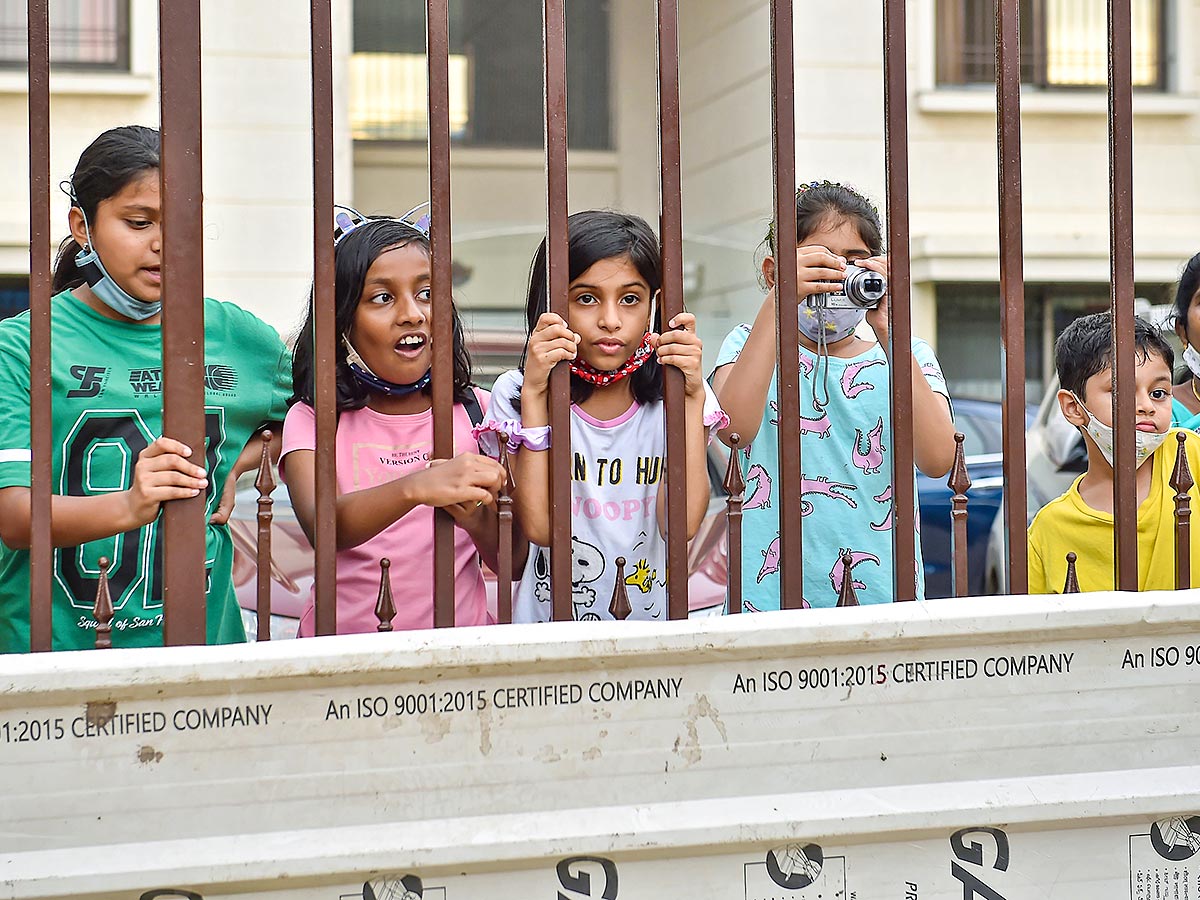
(52, 237), (86, 293)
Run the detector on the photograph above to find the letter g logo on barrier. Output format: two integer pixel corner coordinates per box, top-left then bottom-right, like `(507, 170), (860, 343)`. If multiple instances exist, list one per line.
(556, 856), (618, 900)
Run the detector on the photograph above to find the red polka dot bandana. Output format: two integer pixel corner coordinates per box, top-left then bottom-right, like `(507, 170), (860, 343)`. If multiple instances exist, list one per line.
(569, 332), (656, 386)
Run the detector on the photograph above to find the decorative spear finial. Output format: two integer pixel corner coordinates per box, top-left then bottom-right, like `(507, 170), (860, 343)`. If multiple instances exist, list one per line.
(836, 549), (859, 607)
(254, 429), (276, 641)
(1171, 431), (1194, 590)
(609, 557), (632, 620)
(94, 557), (114, 649)
(1063, 552), (1080, 594)
(724, 434), (745, 614)
(375, 558), (396, 632)
(948, 432), (972, 597)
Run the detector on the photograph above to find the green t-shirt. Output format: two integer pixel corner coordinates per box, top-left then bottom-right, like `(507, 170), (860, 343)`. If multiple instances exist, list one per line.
(0, 291), (292, 653)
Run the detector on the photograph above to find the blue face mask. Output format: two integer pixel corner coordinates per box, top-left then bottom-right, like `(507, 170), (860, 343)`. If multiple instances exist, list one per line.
(342, 336), (431, 397)
(71, 198), (162, 322)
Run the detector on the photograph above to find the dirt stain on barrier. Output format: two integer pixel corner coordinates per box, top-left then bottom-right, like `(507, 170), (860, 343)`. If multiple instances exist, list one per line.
(421, 713), (451, 744)
(87, 700), (116, 728)
(673, 693), (728, 765)
(137, 745), (163, 765)
(478, 700), (493, 756)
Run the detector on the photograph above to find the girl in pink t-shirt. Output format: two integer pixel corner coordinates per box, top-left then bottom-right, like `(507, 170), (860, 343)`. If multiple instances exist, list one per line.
(280, 206), (510, 635)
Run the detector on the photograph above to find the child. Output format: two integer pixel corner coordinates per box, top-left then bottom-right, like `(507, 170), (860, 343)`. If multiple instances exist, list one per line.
(711, 181), (955, 609)
(281, 205), (509, 635)
(482, 210), (725, 622)
(1027, 312), (1200, 592)
(1169, 252), (1200, 430)
(0, 125), (292, 652)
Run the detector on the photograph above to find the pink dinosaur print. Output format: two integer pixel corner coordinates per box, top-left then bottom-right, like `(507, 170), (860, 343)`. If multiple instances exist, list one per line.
(770, 399), (834, 439)
(871, 483), (894, 531)
(827, 548), (882, 594)
(757, 535), (781, 583)
(798, 351), (815, 378)
(800, 475), (857, 516)
(852, 416), (886, 474)
(744, 463), (772, 510)
(840, 357), (886, 399)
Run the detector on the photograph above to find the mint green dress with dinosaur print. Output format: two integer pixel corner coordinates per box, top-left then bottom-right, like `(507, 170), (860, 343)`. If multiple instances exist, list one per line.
(713, 324), (950, 609)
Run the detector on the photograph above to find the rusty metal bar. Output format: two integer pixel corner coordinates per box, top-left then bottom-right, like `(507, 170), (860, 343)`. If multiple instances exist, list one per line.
(496, 438), (515, 624)
(27, 0), (52, 652)
(254, 430), (275, 641)
(158, 0), (208, 645)
(655, 0), (689, 620)
(427, 0), (456, 628)
(1063, 551), (1081, 593)
(724, 434), (746, 613)
(311, 0), (338, 635)
(608, 557), (632, 620)
(1108, 0), (1138, 589)
(769, 0), (803, 608)
(1171, 432), (1193, 590)
(948, 432), (971, 597)
(375, 558), (396, 631)
(93, 558), (113, 650)
(883, 0), (917, 601)
(836, 549), (860, 607)
(543, 0), (572, 622)
(994, 0), (1029, 595)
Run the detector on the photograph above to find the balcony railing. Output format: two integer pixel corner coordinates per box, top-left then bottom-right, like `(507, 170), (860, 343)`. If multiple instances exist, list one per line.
(16, 0), (1185, 653)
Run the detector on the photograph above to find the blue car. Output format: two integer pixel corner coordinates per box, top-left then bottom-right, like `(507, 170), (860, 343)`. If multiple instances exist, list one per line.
(919, 399), (1037, 598)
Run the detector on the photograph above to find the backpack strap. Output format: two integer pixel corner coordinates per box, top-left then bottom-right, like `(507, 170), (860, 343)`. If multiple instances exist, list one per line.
(462, 387), (484, 428)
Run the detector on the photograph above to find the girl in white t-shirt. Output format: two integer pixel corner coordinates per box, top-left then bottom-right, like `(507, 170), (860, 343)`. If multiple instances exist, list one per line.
(483, 210), (725, 622)
(281, 206), (510, 635)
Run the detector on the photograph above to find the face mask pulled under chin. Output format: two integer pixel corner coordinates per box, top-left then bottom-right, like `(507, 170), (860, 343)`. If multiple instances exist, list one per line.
(74, 242), (162, 322)
(1072, 393), (1168, 469)
(1183, 343), (1200, 380)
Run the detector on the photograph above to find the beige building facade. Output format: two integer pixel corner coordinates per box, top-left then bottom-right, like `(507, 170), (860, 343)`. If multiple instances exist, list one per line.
(1, 0), (1198, 399)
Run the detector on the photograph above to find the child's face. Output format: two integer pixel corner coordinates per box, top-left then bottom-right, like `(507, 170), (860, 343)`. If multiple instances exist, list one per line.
(799, 217), (873, 262)
(68, 170), (162, 303)
(1060, 350), (1173, 435)
(1175, 287), (1200, 349)
(348, 242), (433, 383)
(568, 254), (655, 371)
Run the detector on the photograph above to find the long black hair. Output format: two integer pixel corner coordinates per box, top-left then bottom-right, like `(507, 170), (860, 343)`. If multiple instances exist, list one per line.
(521, 209), (664, 407)
(52, 125), (161, 293)
(1172, 252), (1200, 341)
(290, 219), (474, 411)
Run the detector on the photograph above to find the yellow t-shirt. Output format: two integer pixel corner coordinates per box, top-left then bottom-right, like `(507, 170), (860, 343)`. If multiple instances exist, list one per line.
(1027, 429), (1200, 593)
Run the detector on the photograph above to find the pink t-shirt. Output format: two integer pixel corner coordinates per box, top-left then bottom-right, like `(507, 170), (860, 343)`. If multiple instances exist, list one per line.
(280, 394), (490, 635)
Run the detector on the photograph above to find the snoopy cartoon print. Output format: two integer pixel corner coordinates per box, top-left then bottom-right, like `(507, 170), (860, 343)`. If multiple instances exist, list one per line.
(571, 537), (607, 620)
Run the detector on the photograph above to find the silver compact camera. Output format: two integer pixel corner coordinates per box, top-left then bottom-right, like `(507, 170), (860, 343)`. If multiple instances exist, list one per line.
(807, 264), (887, 310)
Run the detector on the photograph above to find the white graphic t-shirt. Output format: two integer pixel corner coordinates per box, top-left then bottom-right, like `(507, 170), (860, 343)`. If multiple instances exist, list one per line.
(485, 369), (725, 623)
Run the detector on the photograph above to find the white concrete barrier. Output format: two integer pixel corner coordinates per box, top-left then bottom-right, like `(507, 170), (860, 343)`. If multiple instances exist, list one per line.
(1, 591), (1199, 899)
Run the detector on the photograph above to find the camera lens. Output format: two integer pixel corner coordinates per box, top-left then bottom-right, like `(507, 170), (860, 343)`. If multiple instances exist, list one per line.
(842, 265), (887, 308)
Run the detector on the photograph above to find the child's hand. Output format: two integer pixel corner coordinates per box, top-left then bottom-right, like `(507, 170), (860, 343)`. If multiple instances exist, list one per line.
(417, 453), (505, 511)
(125, 437), (208, 527)
(857, 256), (890, 343)
(523, 312), (579, 396)
(794, 245), (848, 300)
(654, 312), (705, 398)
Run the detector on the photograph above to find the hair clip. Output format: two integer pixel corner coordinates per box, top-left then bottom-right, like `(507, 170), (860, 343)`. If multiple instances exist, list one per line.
(333, 202), (431, 246)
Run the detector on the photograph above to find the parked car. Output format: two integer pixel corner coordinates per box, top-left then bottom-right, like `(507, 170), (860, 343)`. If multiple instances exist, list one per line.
(917, 399), (1038, 598)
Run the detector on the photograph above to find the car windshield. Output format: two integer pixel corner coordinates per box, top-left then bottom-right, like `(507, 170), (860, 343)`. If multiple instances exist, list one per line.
(956, 410), (1002, 458)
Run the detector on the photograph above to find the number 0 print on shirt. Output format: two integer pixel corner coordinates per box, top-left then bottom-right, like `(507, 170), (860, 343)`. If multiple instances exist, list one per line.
(54, 408), (225, 612)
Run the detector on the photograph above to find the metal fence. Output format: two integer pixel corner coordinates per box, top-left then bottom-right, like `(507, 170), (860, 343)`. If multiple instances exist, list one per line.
(21, 0), (1185, 650)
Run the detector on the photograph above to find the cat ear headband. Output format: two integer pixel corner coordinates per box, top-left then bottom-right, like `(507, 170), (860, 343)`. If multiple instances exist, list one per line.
(333, 202), (431, 246)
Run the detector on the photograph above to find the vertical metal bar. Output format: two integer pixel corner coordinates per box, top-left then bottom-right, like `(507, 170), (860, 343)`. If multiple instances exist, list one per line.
(158, 0), (208, 645)
(655, 0), (689, 620)
(254, 430), (275, 641)
(311, 0), (338, 635)
(948, 433), (971, 597)
(1108, 0), (1138, 589)
(724, 435), (746, 613)
(496, 439), (515, 624)
(995, 0), (1029, 595)
(883, 0), (918, 601)
(27, 0), (53, 652)
(543, 0), (572, 622)
(769, 0), (803, 609)
(1171, 432), (1193, 590)
(427, 0), (456, 628)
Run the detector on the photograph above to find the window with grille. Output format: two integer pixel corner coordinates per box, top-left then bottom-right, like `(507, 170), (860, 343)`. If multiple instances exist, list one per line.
(936, 0), (1165, 89)
(351, 0), (611, 149)
(0, 0), (129, 71)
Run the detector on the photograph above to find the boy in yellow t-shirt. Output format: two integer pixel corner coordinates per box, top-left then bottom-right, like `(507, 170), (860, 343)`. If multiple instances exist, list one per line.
(1028, 312), (1200, 593)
